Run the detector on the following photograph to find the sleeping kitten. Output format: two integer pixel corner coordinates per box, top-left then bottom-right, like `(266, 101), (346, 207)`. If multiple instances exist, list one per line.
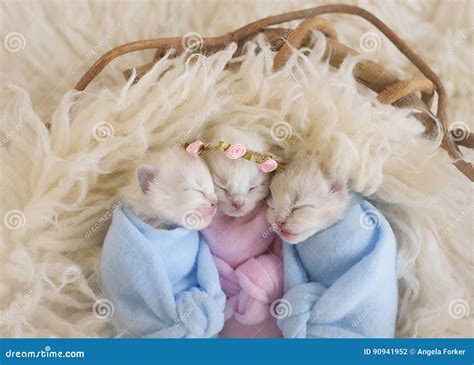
(133, 148), (218, 229)
(266, 150), (349, 244)
(202, 125), (271, 217)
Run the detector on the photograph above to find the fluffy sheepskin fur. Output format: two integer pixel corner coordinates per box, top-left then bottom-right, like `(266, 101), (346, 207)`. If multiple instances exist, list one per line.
(0, 0), (472, 338)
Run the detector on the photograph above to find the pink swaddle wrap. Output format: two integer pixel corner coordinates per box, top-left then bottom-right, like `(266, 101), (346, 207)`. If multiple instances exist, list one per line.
(202, 203), (283, 338)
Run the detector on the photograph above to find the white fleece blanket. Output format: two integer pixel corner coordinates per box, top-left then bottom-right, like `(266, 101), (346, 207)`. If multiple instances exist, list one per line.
(0, 0), (472, 338)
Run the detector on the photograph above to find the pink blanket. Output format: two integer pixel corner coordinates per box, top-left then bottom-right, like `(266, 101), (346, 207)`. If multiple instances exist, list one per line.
(202, 203), (283, 338)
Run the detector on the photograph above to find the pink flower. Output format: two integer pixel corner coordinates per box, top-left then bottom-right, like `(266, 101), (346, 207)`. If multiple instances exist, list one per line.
(186, 140), (204, 156)
(225, 143), (247, 159)
(258, 158), (278, 173)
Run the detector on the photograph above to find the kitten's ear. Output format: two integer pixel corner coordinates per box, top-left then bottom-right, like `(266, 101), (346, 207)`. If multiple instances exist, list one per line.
(330, 179), (347, 196)
(137, 166), (156, 193)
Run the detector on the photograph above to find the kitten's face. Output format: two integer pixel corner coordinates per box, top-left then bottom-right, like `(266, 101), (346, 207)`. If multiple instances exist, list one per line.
(266, 154), (348, 244)
(138, 151), (217, 229)
(202, 125), (272, 218)
(205, 152), (270, 217)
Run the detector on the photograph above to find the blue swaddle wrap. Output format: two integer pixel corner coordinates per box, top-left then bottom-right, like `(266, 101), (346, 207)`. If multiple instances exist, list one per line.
(278, 195), (397, 338)
(100, 205), (226, 338)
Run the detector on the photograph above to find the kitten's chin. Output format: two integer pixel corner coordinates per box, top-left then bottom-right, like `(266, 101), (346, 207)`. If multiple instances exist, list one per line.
(200, 207), (219, 228)
(223, 209), (246, 217)
(277, 228), (315, 245)
(197, 216), (214, 230)
(220, 204), (255, 218)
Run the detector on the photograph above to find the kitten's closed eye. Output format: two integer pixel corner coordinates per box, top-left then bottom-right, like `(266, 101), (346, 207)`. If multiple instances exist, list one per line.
(212, 175), (227, 192)
(212, 174), (227, 191)
(187, 188), (205, 195)
(215, 184), (227, 192)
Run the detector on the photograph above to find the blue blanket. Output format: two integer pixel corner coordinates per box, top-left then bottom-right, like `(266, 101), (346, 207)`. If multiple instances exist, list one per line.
(277, 195), (397, 338)
(100, 205), (226, 338)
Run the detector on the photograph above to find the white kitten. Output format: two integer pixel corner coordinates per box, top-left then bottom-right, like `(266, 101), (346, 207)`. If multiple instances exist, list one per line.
(267, 150), (349, 244)
(133, 149), (218, 230)
(202, 125), (270, 217)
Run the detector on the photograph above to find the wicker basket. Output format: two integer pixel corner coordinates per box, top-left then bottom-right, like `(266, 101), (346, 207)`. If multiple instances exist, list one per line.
(74, 4), (474, 182)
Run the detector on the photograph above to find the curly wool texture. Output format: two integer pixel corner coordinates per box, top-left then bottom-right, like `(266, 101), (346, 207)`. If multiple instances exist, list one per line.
(1, 0), (473, 338)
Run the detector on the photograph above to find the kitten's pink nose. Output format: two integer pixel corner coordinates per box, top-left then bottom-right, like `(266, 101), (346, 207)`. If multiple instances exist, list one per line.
(209, 194), (218, 207)
(232, 202), (244, 209)
(231, 194), (245, 209)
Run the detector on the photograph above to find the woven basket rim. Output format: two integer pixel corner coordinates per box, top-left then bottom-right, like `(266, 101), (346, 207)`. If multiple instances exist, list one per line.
(73, 4), (473, 181)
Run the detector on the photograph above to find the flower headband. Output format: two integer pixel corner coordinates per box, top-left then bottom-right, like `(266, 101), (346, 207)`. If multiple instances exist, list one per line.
(184, 140), (285, 173)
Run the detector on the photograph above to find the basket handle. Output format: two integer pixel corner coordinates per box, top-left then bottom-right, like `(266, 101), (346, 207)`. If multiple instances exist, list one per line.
(271, 10), (473, 181)
(73, 4), (473, 181)
(75, 5), (446, 116)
